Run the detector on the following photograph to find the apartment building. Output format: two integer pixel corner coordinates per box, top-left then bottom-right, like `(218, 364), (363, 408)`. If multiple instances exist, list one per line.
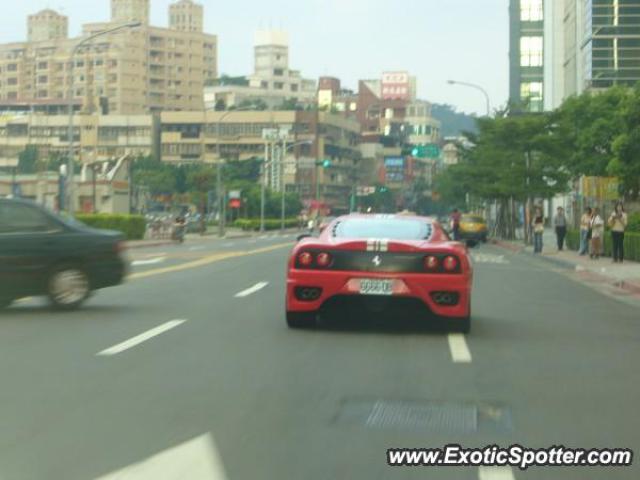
(204, 30), (316, 110)
(0, 114), (159, 167)
(0, 0), (217, 115)
(160, 110), (361, 211)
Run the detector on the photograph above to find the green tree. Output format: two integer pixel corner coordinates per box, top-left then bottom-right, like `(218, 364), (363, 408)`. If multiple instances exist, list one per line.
(18, 146), (39, 174)
(611, 83), (640, 198)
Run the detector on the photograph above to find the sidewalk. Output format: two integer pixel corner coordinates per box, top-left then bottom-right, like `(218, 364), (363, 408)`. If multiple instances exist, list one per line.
(125, 227), (302, 249)
(492, 232), (640, 296)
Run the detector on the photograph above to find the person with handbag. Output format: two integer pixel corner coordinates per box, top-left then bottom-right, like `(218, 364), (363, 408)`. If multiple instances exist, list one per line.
(579, 207), (593, 256)
(608, 202), (628, 263)
(554, 206), (568, 251)
(532, 206), (544, 254)
(590, 207), (604, 260)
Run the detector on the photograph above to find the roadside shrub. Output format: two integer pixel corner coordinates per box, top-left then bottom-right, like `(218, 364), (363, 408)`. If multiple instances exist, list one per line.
(566, 229), (640, 261)
(627, 212), (640, 233)
(75, 214), (146, 240)
(233, 218), (299, 231)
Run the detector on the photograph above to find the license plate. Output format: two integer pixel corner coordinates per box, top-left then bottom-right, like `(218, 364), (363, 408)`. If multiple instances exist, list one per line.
(359, 279), (393, 296)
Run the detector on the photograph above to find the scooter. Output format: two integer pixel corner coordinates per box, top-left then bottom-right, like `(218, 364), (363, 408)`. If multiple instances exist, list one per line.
(172, 221), (186, 244)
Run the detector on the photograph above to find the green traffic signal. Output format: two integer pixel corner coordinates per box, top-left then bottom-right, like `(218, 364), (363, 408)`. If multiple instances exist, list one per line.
(322, 159), (331, 168)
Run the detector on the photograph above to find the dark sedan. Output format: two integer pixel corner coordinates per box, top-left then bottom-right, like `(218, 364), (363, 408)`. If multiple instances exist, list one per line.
(0, 198), (128, 310)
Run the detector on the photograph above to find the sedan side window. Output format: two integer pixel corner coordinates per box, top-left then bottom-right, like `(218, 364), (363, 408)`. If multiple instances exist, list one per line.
(0, 203), (60, 234)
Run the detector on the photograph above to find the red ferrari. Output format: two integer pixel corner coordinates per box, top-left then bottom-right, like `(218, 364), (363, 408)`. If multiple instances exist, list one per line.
(286, 214), (473, 332)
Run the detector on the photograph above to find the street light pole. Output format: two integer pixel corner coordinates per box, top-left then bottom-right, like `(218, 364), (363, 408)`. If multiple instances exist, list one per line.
(447, 80), (491, 117)
(66, 21), (140, 215)
(216, 106), (254, 237)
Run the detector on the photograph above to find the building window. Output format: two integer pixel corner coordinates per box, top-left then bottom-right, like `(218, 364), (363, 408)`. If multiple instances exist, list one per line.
(274, 82), (284, 90)
(37, 61), (48, 69)
(274, 68), (284, 76)
(520, 36), (543, 67)
(520, 0), (543, 22)
(520, 82), (543, 112)
(291, 84), (298, 92)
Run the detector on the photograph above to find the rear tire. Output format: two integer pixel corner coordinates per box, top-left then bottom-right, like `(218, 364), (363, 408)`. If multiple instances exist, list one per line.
(450, 315), (471, 334)
(286, 311), (317, 329)
(48, 266), (90, 310)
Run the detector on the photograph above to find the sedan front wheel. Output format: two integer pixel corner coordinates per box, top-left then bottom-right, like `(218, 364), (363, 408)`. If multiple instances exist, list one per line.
(48, 266), (90, 310)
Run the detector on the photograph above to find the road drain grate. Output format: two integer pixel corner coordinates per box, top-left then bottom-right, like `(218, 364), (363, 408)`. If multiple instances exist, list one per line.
(335, 399), (512, 434)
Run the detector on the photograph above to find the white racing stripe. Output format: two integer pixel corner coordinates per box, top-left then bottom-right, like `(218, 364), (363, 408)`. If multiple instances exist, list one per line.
(97, 320), (187, 356)
(235, 282), (269, 298)
(479, 466), (515, 480)
(448, 334), (472, 363)
(131, 256), (166, 267)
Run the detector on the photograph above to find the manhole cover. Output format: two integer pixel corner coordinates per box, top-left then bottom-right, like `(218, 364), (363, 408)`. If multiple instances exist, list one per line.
(335, 398), (512, 434)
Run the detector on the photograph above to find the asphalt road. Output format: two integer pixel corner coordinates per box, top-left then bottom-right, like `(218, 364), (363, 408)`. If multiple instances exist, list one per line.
(0, 235), (638, 480)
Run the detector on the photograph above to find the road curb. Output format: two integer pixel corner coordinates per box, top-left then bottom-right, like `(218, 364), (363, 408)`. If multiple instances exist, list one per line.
(492, 240), (640, 297)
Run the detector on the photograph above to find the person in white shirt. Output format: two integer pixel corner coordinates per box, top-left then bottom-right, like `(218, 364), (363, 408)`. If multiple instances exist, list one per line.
(579, 207), (593, 256)
(590, 207), (604, 260)
(608, 202), (628, 263)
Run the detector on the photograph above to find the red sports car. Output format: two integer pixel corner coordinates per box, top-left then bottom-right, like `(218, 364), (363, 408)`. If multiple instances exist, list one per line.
(286, 214), (473, 332)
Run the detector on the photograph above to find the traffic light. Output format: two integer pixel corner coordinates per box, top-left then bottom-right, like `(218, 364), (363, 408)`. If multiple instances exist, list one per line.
(316, 159), (332, 168)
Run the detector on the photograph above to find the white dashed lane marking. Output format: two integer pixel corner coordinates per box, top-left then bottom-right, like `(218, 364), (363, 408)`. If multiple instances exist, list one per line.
(97, 320), (187, 356)
(131, 256), (166, 267)
(479, 466), (515, 480)
(448, 334), (472, 363)
(234, 282), (269, 298)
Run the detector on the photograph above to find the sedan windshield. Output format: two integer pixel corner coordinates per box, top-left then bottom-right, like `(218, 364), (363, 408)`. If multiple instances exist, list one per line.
(333, 218), (432, 240)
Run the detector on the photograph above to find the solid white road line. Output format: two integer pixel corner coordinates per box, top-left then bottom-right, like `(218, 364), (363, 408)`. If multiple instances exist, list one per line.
(234, 282), (269, 298)
(95, 433), (228, 480)
(222, 242), (234, 247)
(189, 246), (205, 251)
(131, 256), (166, 267)
(448, 334), (472, 363)
(97, 320), (187, 356)
(479, 466), (515, 480)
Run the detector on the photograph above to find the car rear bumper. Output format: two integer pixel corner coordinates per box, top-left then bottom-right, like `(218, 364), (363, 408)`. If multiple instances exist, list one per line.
(286, 269), (471, 318)
(88, 257), (128, 289)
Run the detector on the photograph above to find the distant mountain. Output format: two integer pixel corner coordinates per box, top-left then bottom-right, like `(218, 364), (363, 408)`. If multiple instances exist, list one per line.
(431, 103), (478, 138)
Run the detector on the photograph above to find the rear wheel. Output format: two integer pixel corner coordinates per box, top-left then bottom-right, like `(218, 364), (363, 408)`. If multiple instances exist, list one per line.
(286, 311), (317, 329)
(48, 266), (90, 310)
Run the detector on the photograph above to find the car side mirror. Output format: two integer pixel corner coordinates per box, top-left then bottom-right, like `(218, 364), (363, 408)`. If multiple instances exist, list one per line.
(296, 234), (311, 242)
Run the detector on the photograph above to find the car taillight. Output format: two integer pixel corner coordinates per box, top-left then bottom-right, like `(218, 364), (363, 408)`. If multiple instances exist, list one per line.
(424, 255), (439, 271)
(443, 256), (459, 272)
(316, 252), (332, 268)
(298, 252), (313, 267)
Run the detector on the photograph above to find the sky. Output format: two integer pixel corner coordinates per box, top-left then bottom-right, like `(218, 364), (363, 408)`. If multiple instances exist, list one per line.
(1, 0), (509, 115)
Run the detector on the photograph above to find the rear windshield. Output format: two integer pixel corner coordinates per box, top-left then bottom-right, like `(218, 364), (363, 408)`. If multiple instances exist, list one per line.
(462, 215), (485, 223)
(333, 217), (432, 240)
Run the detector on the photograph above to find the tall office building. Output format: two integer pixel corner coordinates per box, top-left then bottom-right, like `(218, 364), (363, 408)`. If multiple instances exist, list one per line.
(509, 0), (545, 112)
(0, 0), (217, 115)
(574, 0), (640, 93)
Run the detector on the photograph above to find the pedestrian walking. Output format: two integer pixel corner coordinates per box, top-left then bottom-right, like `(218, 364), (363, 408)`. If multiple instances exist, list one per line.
(590, 207), (604, 260)
(608, 202), (628, 263)
(579, 207), (592, 255)
(450, 208), (461, 241)
(532, 206), (544, 254)
(554, 206), (567, 251)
